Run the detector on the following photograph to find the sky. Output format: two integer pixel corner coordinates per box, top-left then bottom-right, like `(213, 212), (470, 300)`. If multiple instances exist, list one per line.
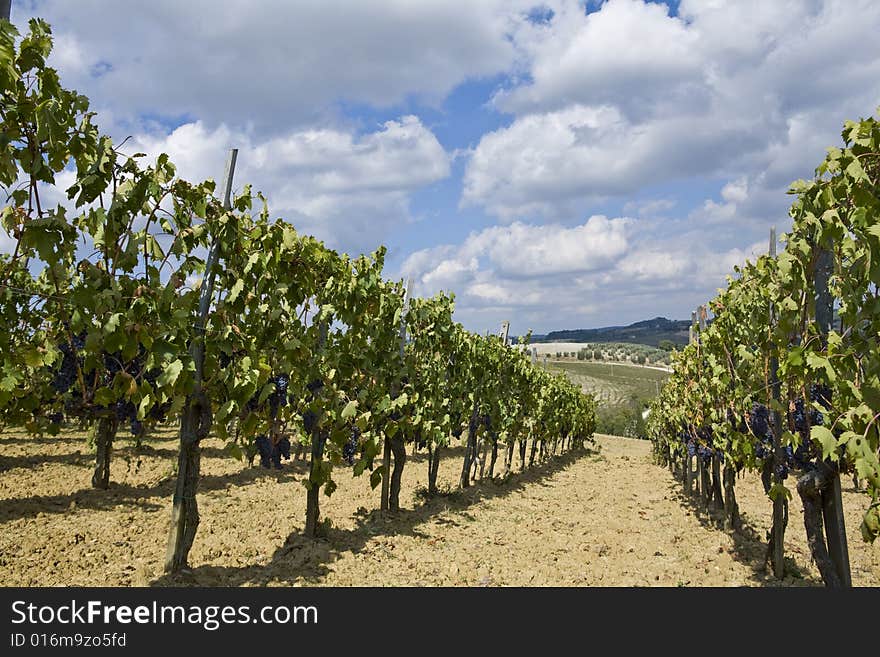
(6, 0), (880, 336)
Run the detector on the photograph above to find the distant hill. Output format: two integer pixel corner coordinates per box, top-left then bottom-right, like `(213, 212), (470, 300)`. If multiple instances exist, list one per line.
(531, 317), (690, 348)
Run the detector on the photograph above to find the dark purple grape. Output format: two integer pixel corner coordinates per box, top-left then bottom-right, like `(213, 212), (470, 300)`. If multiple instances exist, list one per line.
(342, 427), (359, 465)
(302, 409), (318, 434)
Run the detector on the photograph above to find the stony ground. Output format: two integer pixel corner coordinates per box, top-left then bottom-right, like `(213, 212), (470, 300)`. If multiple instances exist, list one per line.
(1, 429), (877, 587)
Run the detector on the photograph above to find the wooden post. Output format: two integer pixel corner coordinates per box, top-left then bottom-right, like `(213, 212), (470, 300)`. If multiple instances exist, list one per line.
(164, 148), (237, 573)
(766, 225), (787, 579)
(814, 245), (851, 587)
(0, 1), (11, 21)
(684, 448), (692, 496)
(499, 321), (510, 345)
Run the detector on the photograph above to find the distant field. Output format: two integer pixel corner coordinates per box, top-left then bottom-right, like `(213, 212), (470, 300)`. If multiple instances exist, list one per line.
(545, 360), (669, 409)
(530, 342), (602, 356)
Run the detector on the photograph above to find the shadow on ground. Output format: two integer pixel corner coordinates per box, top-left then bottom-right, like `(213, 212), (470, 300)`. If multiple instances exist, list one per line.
(664, 472), (816, 587)
(150, 447), (593, 587)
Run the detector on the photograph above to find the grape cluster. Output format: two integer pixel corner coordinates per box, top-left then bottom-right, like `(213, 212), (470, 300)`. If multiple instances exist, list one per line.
(302, 409), (318, 434)
(255, 434), (291, 469)
(696, 444), (714, 465)
(789, 397), (824, 439)
(268, 373), (289, 417)
(51, 333), (86, 394)
(747, 403), (774, 459)
(48, 335), (168, 435)
(243, 373), (290, 418)
(342, 427), (360, 465)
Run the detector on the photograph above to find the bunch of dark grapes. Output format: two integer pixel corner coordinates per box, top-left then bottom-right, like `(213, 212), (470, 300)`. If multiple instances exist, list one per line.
(747, 403), (774, 459)
(482, 413), (491, 430)
(276, 436), (291, 461)
(255, 435), (273, 468)
(342, 427), (360, 465)
(789, 398), (824, 439)
(697, 444), (714, 465)
(268, 373), (289, 417)
(302, 409), (318, 434)
(774, 461), (789, 480)
(49, 335), (169, 436)
(253, 435), (290, 469)
(306, 379), (324, 395)
(51, 333), (86, 394)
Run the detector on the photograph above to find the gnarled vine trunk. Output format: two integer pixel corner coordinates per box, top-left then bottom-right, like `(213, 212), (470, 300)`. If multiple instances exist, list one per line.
(723, 463), (740, 530)
(504, 440), (515, 476)
(427, 442), (442, 495)
(304, 430), (327, 538)
(164, 391), (212, 573)
(711, 454), (724, 512)
(91, 416), (118, 489)
(460, 410), (478, 488)
(389, 434), (406, 512)
(797, 466), (841, 587)
(487, 434), (498, 479)
(528, 435), (538, 468)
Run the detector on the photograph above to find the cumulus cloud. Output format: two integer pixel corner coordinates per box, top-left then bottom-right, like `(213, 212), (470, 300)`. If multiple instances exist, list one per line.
(124, 116), (450, 254)
(462, 104), (764, 218)
(403, 215), (628, 288)
(465, 0), (880, 220)
(401, 213), (774, 332)
(21, 0), (534, 134)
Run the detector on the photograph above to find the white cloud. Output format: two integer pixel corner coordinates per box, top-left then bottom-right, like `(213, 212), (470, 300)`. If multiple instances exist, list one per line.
(404, 215), (629, 289)
(463, 103), (763, 218)
(720, 178), (748, 204)
(401, 213), (777, 332)
(496, 0), (701, 117)
(25, 0), (534, 134)
(125, 116), (450, 254)
(464, 0), (880, 220)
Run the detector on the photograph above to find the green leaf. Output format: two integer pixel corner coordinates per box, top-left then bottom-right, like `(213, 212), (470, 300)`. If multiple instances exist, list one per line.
(93, 386), (114, 406)
(157, 358), (184, 388)
(811, 425), (838, 461)
(341, 400), (358, 420)
(227, 278), (245, 304)
(22, 348), (44, 368)
(369, 468), (383, 489)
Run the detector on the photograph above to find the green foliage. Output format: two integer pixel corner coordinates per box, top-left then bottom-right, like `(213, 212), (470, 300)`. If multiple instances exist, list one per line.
(648, 109), (880, 542)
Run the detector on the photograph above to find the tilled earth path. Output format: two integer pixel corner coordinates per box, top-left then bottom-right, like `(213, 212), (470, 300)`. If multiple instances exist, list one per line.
(1, 431), (877, 586)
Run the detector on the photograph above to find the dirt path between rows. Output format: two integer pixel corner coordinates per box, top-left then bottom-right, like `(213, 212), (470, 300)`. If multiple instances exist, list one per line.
(1, 431), (877, 586)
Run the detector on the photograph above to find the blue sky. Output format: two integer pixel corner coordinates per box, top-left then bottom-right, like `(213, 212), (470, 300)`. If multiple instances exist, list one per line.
(6, 0), (880, 335)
